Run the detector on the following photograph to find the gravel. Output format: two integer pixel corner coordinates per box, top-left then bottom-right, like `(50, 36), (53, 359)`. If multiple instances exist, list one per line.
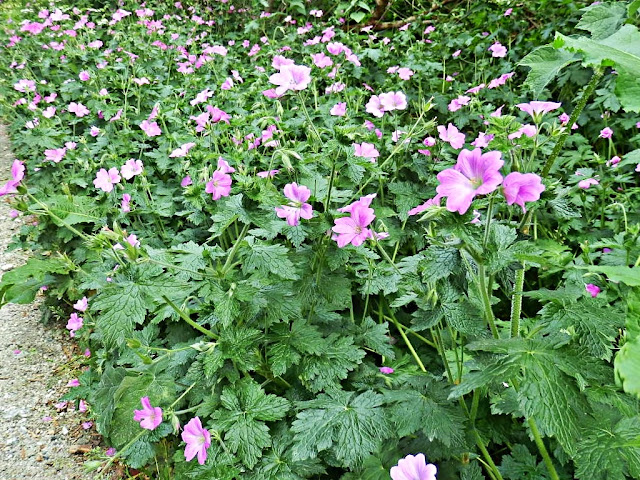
(0, 124), (89, 480)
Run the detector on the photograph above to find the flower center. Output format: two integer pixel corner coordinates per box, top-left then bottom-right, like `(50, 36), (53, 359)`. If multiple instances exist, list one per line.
(354, 226), (362, 234)
(470, 176), (483, 189)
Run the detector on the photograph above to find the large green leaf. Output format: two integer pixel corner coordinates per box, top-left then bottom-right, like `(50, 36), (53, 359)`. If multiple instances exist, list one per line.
(576, 3), (627, 39)
(519, 46), (580, 96)
(556, 25), (640, 112)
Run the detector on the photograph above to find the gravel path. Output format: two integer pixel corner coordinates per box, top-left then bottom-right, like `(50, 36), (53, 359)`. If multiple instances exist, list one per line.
(0, 124), (88, 480)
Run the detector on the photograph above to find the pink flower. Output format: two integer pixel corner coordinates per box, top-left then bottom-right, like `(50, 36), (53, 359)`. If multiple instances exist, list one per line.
(366, 95), (385, 118)
(379, 91), (408, 111)
(78, 71), (90, 81)
(504, 8), (513, 16)
(73, 296), (88, 312)
(332, 204), (376, 247)
(45, 147), (66, 163)
(90, 126), (100, 137)
(327, 42), (345, 55)
(181, 176), (192, 187)
(66, 313), (83, 336)
(471, 132), (494, 148)
(93, 167), (121, 193)
(311, 52), (333, 68)
(269, 64), (312, 95)
(207, 106), (231, 124)
(67, 379), (80, 387)
(600, 127), (613, 139)
(489, 42), (507, 58)
(516, 101), (561, 120)
(121, 193), (131, 212)
(390, 453), (437, 480)
(408, 196), (441, 216)
(105, 447), (116, 457)
(82, 422), (93, 430)
(397, 68), (414, 80)
(466, 83), (485, 94)
(448, 95), (470, 112)
(330, 102), (346, 116)
(133, 397), (163, 431)
(578, 178), (599, 189)
(190, 88), (213, 106)
(221, 77), (234, 90)
(169, 142), (196, 158)
(436, 148), (504, 214)
(437, 123), (466, 149)
(508, 124), (537, 140)
(140, 120), (161, 137)
(0, 159), (26, 196)
(502, 172), (545, 212)
(275, 182), (313, 226)
(353, 142), (380, 161)
(379, 366), (395, 374)
(585, 283), (601, 298)
(121, 159), (143, 180)
(272, 55), (294, 69)
(182, 417), (211, 465)
(42, 106), (56, 118)
(257, 170), (279, 178)
(205, 170), (232, 200)
(110, 109), (123, 122)
(68, 102), (90, 117)
(606, 156), (620, 167)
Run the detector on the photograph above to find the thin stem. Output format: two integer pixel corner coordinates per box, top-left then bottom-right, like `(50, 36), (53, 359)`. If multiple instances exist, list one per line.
(221, 223), (249, 276)
(528, 418), (560, 480)
(298, 93), (321, 142)
(162, 295), (218, 340)
(388, 311), (427, 373)
(324, 160), (336, 212)
(510, 263), (526, 338)
(541, 68), (604, 178)
(473, 429), (505, 480)
(483, 196), (495, 249)
(478, 264), (499, 338)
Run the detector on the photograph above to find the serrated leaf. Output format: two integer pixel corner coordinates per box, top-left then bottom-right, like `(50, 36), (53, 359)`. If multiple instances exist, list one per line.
(499, 444), (550, 479)
(556, 26), (640, 112)
(92, 281), (148, 348)
(519, 45), (580, 96)
(357, 317), (395, 359)
(292, 390), (391, 468)
(576, 3), (626, 39)
(584, 265), (640, 286)
(242, 240), (298, 280)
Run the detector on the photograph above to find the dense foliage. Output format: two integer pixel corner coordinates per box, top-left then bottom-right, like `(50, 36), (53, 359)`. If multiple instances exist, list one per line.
(1, 1), (640, 479)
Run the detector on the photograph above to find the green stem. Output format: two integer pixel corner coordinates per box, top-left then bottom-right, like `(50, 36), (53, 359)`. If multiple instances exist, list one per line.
(221, 223), (249, 276)
(473, 429), (505, 480)
(541, 68), (604, 178)
(510, 263), (526, 338)
(298, 93), (321, 142)
(478, 264), (499, 339)
(162, 295), (218, 340)
(324, 160), (336, 213)
(483, 196), (495, 249)
(528, 418), (560, 480)
(388, 312), (427, 373)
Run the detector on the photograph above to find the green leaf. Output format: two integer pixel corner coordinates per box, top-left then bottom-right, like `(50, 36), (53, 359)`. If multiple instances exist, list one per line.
(357, 317), (395, 359)
(350, 11), (366, 23)
(92, 281), (148, 348)
(300, 334), (365, 393)
(242, 239), (298, 280)
(616, 338), (640, 399)
(0, 257), (72, 305)
(215, 378), (290, 468)
(267, 320), (325, 377)
(584, 265), (640, 286)
(499, 444), (550, 479)
(574, 416), (640, 479)
(519, 46), (580, 96)
(556, 26), (640, 112)
(576, 2), (627, 39)
(292, 390), (391, 468)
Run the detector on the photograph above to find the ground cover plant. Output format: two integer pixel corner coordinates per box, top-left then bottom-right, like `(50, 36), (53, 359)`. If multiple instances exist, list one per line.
(1, 0), (640, 478)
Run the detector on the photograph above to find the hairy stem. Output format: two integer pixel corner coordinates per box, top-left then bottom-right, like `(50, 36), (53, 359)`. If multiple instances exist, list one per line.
(510, 263), (526, 338)
(478, 264), (499, 339)
(528, 418), (560, 480)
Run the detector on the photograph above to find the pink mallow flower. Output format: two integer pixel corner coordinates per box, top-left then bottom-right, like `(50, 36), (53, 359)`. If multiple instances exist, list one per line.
(379, 367), (394, 374)
(93, 167), (121, 193)
(0, 160), (25, 196)
(379, 91), (408, 111)
(66, 313), (83, 337)
(391, 453), (437, 480)
(600, 127), (613, 139)
(269, 64), (312, 95)
(169, 142), (196, 158)
(366, 95), (385, 118)
(73, 296), (88, 312)
(516, 101), (561, 121)
(182, 417), (211, 465)
(502, 172), (545, 212)
(205, 170), (232, 200)
(578, 178), (599, 189)
(68, 102), (89, 117)
(488, 42), (507, 58)
(140, 120), (161, 137)
(122, 193), (132, 212)
(121, 159), (143, 180)
(436, 148), (504, 214)
(275, 182), (313, 226)
(353, 142), (379, 162)
(133, 397), (163, 431)
(78, 71), (90, 81)
(332, 204), (376, 247)
(330, 102), (346, 117)
(437, 123), (466, 149)
(585, 283), (601, 298)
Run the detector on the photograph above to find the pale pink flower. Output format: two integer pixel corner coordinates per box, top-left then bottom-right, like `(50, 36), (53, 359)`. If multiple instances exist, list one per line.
(78, 71), (90, 81)
(508, 124), (537, 140)
(332, 204), (376, 247)
(466, 84), (485, 94)
(379, 91), (408, 111)
(121, 159), (143, 180)
(366, 95), (385, 118)
(327, 42), (345, 55)
(390, 453), (437, 480)
(42, 106), (56, 118)
(257, 170), (279, 178)
(448, 95), (470, 112)
(600, 127), (613, 139)
(125, 234), (140, 247)
(353, 142), (380, 161)
(338, 194), (377, 214)
(516, 101), (561, 119)
(504, 8), (513, 16)
(502, 172), (545, 212)
(436, 148), (504, 214)
(133, 397), (163, 431)
(67, 379), (80, 387)
(217, 157), (235, 174)
(93, 167), (121, 193)
(269, 64), (312, 95)
(68, 102), (90, 117)
(181, 176), (192, 187)
(585, 284), (601, 298)
(471, 132), (494, 148)
(169, 142), (196, 158)
(437, 123), (466, 149)
(491, 105), (504, 117)
(330, 102), (346, 116)
(272, 55), (295, 69)
(121, 193), (131, 212)
(221, 77), (233, 90)
(90, 126), (100, 137)
(45, 147), (66, 163)
(73, 297), (88, 312)
(407, 196), (441, 216)
(110, 109), (123, 122)
(489, 42), (507, 58)
(66, 313), (83, 336)
(578, 178), (599, 189)
(190, 88), (213, 106)
(182, 417), (211, 465)
(207, 106), (231, 124)
(275, 182), (313, 226)
(311, 52), (333, 68)
(205, 170), (232, 200)
(397, 68), (414, 80)
(140, 120), (161, 137)
(379, 367), (394, 374)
